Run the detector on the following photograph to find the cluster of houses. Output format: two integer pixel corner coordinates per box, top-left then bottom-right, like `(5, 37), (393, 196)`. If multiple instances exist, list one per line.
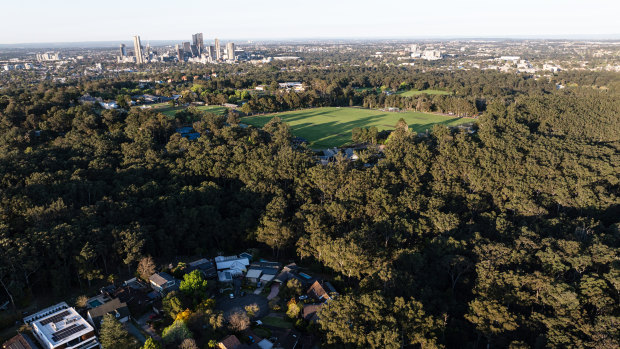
(2, 253), (336, 349)
(77, 93), (182, 111)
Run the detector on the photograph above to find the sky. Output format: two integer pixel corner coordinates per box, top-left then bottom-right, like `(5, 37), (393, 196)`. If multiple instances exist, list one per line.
(1, 0), (619, 44)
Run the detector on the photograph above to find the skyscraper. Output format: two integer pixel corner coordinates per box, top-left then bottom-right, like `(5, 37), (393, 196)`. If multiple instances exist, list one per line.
(208, 46), (215, 60)
(183, 42), (191, 54)
(226, 42), (235, 60)
(214, 38), (221, 60)
(175, 44), (183, 62)
(119, 44), (126, 57)
(192, 33), (204, 55)
(133, 35), (144, 64)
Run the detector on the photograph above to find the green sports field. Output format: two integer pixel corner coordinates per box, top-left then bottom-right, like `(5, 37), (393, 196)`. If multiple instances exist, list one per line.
(397, 89), (451, 97)
(241, 107), (472, 148)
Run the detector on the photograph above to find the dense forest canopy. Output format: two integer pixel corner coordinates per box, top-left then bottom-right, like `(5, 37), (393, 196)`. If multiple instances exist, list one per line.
(0, 65), (618, 348)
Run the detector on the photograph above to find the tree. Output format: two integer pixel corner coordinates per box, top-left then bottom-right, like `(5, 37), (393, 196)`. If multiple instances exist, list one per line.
(99, 314), (138, 349)
(141, 337), (162, 349)
(179, 270), (209, 304)
(178, 338), (199, 349)
(75, 242), (103, 287)
(228, 310), (250, 332)
(283, 278), (302, 299)
(286, 300), (301, 319)
(244, 303), (259, 318)
(162, 320), (193, 345)
(137, 256), (156, 282)
(75, 295), (88, 308)
(116, 224), (145, 273)
(163, 292), (184, 320)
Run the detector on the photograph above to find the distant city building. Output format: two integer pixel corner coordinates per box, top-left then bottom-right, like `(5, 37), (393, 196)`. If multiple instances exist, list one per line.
(183, 41), (191, 55)
(36, 52), (61, 62)
(192, 32), (204, 54)
(208, 45), (215, 59)
(500, 56), (521, 61)
(175, 44), (183, 62)
(119, 44), (126, 57)
(422, 49), (442, 60)
(133, 35), (144, 64)
(226, 42), (235, 60)
(190, 44), (199, 57)
(214, 38), (221, 60)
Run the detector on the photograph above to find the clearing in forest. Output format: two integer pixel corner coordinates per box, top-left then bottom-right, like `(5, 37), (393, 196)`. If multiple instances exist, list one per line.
(241, 107), (472, 148)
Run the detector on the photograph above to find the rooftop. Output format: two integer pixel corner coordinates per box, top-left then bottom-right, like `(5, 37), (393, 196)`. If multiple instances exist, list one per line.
(24, 302), (96, 347)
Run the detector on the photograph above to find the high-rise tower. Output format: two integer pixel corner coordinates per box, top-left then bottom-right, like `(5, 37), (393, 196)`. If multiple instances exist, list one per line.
(192, 33), (204, 55)
(119, 44), (126, 57)
(133, 35), (144, 64)
(214, 38), (221, 60)
(226, 42), (235, 60)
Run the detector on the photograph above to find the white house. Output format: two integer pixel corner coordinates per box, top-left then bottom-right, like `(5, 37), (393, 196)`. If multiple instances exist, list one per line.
(23, 302), (100, 349)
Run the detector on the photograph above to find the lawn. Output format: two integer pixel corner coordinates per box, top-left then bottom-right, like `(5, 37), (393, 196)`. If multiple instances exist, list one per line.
(133, 103), (227, 118)
(260, 315), (293, 329)
(241, 107), (472, 148)
(397, 89), (451, 97)
(160, 105), (226, 118)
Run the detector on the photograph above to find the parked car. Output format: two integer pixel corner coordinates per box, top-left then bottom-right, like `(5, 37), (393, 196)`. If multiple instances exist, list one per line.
(229, 293), (235, 299)
(299, 295), (308, 300)
(255, 320), (263, 326)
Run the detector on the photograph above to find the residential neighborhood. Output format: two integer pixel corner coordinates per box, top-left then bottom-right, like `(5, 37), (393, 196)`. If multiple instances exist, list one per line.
(2, 252), (336, 349)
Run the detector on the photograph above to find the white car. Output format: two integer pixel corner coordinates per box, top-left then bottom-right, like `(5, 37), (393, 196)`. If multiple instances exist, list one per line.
(229, 293), (235, 299)
(298, 295), (308, 300)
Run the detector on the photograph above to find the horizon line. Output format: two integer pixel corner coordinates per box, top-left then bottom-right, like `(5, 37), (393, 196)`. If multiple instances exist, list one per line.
(1, 33), (620, 47)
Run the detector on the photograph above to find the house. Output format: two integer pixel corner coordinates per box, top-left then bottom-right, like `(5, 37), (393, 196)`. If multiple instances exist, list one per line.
(99, 101), (118, 110)
(245, 269), (262, 284)
(239, 252), (253, 261)
(274, 263), (301, 284)
(257, 339), (274, 349)
(247, 261), (280, 284)
(306, 281), (337, 302)
(149, 272), (177, 293)
(302, 304), (322, 323)
(2, 333), (39, 349)
(218, 270), (234, 283)
(343, 148), (359, 161)
(215, 256), (249, 278)
(23, 302), (100, 349)
(86, 298), (130, 330)
(187, 258), (217, 279)
(217, 335), (242, 349)
(100, 278), (153, 310)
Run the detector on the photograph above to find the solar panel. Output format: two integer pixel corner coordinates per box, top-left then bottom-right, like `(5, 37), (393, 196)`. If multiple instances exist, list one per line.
(40, 311), (70, 325)
(51, 324), (86, 342)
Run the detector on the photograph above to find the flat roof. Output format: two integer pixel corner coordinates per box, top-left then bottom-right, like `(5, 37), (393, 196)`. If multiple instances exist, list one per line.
(25, 302), (95, 347)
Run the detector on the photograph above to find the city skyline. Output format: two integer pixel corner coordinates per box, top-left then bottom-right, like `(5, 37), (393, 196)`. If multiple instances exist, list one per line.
(1, 0), (619, 44)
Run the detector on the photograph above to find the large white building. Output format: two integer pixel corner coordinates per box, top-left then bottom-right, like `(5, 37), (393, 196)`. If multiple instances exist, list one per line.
(24, 302), (100, 349)
(36, 52), (61, 62)
(422, 50), (442, 61)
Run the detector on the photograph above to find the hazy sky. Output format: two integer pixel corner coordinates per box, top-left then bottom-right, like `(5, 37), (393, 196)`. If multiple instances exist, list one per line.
(1, 0), (619, 43)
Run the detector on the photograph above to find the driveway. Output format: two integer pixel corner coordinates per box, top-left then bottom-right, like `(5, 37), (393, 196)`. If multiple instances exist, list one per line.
(216, 294), (269, 319)
(267, 284), (280, 300)
(136, 312), (162, 342)
(125, 321), (146, 344)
